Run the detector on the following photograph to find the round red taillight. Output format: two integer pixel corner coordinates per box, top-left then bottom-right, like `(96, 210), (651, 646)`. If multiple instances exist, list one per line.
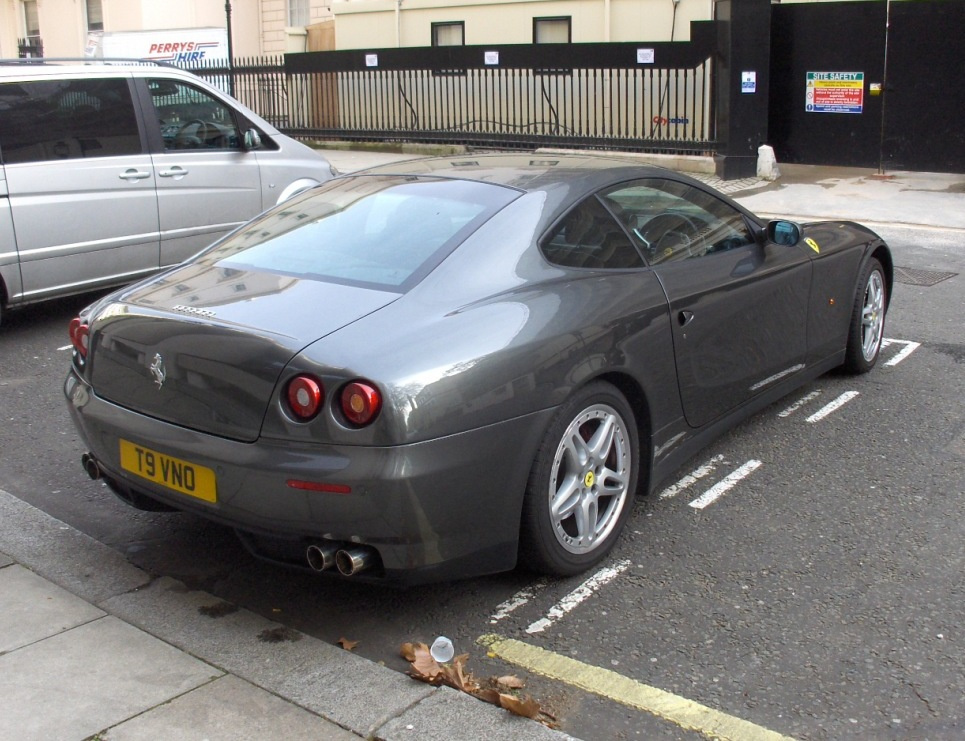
(69, 318), (90, 358)
(341, 381), (382, 427)
(286, 375), (324, 420)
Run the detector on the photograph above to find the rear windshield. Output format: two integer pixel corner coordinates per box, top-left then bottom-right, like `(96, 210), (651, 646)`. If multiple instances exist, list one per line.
(207, 175), (520, 291)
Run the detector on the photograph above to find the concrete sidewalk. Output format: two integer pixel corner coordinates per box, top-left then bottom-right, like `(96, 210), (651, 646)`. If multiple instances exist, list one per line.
(323, 147), (965, 231)
(3, 149), (962, 741)
(0, 489), (574, 741)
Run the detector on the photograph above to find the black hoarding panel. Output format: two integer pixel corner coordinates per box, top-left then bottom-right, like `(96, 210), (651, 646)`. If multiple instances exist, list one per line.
(886, 0), (965, 173)
(769, 1), (885, 168)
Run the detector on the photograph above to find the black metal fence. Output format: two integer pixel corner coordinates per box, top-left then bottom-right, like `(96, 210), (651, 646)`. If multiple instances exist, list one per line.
(17, 37), (43, 58)
(185, 22), (718, 155)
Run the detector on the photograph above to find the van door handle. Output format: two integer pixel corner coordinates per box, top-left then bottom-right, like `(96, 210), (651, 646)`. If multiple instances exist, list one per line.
(158, 166), (189, 179)
(119, 169), (151, 182)
(678, 310), (695, 327)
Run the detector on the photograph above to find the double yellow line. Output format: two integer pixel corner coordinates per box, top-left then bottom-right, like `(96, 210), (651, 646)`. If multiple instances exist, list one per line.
(479, 635), (795, 741)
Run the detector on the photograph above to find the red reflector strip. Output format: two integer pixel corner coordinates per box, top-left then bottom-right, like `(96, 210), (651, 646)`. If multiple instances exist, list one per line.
(286, 479), (352, 494)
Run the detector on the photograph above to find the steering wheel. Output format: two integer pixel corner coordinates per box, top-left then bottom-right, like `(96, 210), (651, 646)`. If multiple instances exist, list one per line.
(174, 119), (218, 147)
(638, 212), (702, 262)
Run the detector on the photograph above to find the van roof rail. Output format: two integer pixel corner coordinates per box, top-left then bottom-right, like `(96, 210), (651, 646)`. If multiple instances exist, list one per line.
(0, 57), (176, 68)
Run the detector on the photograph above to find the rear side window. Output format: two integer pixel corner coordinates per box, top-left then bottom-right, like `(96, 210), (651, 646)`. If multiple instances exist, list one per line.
(0, 78), (141, 165)
(541, 196), (645, 269)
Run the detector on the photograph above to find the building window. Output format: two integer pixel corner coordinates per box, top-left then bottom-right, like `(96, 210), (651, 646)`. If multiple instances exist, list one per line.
(86, 0), (104, 32)
(288, 0), (310, 27)
(533, 16), (571, 44)
(432, 22), (465, 47)
(23, 0), (40, 39)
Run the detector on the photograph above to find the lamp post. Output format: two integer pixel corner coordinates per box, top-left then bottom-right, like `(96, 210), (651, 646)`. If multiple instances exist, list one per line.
(224, 0), (235, 96)
(876, 0), (891, 176)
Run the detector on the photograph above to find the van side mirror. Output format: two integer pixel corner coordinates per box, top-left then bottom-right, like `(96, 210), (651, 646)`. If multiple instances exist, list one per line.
(243, 129), (263, 151)
(767, 220), (802, 246)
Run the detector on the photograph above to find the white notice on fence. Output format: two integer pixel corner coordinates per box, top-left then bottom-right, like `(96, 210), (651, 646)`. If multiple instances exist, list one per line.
(637, 48), (655, 64)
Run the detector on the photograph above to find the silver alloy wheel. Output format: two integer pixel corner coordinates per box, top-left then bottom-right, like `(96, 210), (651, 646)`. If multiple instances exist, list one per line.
(861, 269), (886, 361)
(547, 403), (631, 555)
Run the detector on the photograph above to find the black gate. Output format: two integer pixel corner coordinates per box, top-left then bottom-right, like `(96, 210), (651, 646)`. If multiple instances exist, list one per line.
(190, 25), (719, 156)
(769, 0), (965, 173)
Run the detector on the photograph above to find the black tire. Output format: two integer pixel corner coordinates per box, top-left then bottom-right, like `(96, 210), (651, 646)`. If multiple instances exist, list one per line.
(520, 381), (639, 576)
(842, 257), (887, 374)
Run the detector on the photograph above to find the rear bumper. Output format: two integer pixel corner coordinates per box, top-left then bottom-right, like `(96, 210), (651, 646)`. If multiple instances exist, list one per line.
(65, 369), (553, 585)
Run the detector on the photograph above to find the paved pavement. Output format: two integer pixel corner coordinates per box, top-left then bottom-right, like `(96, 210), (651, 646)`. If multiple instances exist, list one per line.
(2, 148), (962, 741)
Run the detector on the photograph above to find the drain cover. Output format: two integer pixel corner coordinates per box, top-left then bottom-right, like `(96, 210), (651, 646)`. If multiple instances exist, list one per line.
(894, 266), (958, 287)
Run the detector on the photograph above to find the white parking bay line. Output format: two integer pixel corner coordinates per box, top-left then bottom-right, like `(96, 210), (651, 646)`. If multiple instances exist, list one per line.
(806, 391), (859, 423)
(882, 338), (921, 367)
(489, 578), (548, 624)
(659, 454), (725, 499)
(688, 460), (763, 510)
(479, 634), (796, 741)
(525, 560), (630, 634)
(778, 390), (822, 418)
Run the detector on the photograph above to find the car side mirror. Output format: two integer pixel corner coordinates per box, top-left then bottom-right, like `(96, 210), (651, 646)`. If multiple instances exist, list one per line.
(766, 220), (802, 246)
(243, 129), (263, 151)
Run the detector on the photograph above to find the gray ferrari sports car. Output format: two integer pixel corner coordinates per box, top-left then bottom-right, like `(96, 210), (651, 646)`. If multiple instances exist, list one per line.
(65, 154), (891, 585)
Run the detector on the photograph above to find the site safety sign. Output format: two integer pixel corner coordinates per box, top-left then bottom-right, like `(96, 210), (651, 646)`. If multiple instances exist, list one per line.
(805, 72), (864, 114)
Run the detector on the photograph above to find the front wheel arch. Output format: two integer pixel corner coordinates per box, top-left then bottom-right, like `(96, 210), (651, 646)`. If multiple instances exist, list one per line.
(842, 255), (888, 374)
(275, 178), (321, 205)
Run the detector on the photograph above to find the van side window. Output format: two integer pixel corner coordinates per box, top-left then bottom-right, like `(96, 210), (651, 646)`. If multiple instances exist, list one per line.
(147, 79), (242, 151)
(0, 78), (141, 165)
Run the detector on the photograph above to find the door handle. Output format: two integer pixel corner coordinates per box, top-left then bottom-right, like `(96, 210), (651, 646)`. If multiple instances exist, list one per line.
(118, 168), (151, 182)
(158, 166), (189, 179)
(678, 310), (695, 327)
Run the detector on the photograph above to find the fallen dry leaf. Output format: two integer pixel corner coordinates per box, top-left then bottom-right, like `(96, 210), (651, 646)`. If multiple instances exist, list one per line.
(496, 675), (525, 690)
(498, 693), (542, 719)
(400, 642), (418, 662)
(442, 654), (478, 693)
(337, 637), (359, 651)
(409, 643), (445, 682)
(399, 641), (550, 725)
(475, 688), (501, 706)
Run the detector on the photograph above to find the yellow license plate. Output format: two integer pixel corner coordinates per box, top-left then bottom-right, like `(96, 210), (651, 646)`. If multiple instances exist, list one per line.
(119, 439), (217, 503)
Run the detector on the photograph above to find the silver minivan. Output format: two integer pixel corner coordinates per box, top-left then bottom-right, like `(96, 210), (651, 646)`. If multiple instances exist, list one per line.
(0, 60), (335, 325)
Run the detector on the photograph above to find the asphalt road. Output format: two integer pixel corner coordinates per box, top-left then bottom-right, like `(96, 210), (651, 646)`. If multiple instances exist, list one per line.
(1, 224), (962, 740)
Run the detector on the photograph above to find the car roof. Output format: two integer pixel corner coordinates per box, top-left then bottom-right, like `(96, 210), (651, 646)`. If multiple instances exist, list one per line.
(0, 59), (188, 79)
(354, 153), (686, 194)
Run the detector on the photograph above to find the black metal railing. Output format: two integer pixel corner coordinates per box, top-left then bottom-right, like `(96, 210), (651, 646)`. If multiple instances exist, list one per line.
(185, 22), (718, 155)
(191, 56), (289, 128)
(18, 37), (43, 58)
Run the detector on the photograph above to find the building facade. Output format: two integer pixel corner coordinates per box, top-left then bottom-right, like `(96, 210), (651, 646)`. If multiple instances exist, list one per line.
(0, 0), (334, 59)
(3, 0), (886, 59)
(331, 0), (713, 50)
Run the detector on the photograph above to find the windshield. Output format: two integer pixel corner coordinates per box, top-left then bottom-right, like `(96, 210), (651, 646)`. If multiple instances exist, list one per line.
(202, 175), (520, 291)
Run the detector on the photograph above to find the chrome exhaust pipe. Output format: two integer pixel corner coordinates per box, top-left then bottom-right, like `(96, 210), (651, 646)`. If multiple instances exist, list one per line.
(81, 453), (101, 481)
(306, 543), (339, 572)
(335, 546), (377, 576)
